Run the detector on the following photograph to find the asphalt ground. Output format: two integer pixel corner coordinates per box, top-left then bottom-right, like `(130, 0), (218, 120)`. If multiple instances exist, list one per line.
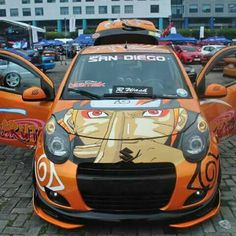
(0, 60), (235, 236)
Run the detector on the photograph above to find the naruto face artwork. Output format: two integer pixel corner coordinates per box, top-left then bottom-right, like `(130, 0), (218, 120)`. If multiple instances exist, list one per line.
(57, 100), (189, 163)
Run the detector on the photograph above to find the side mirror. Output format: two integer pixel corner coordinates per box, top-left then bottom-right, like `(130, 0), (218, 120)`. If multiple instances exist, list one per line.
(22, 86), (47, 101)
(203, 83), (227, 98)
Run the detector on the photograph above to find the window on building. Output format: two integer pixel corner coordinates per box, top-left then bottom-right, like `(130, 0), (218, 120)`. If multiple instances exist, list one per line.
(60, 0), (68, 2)
(47, 0), (55, 2)
(215, 4), (224, 13)
(0, 9), (6, 16)
(228, 4), (236, 13)
(112, 5), (120, 14)
(73, 0), (81, 2)
(124, 5), (133, 14)
(35, 7), (44, 15)
(99, 6), (107, 14)
(202, 4), (211, 13)
(172, 5), (184, 16)
(189, 4), (198, 13)
(35, 0), (43, 3)
(0, 0), (5, 5)
(111, 0), (120, 1)
(150, 5), (159, 13)
(22, 0), (30, 3)
(22, 8), (31, 16)
(125, 0), (133, 1)
(60, 7), (69, 15)
(10, 8), (18, 16)
(73, 6), (82, 15)
(86, 6), (94, 14)
(86, 0), (94, 1)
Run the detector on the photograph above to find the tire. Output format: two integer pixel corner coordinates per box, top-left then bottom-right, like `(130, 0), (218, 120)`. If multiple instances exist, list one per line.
(4, 72), (21, 88)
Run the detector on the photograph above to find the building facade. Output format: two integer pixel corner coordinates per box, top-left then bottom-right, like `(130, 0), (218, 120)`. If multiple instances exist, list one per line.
(171, 0), (236, 29)
(0, 0), (171, 32)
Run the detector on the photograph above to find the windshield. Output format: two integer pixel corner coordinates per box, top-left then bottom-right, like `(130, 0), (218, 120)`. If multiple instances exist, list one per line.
(182, 46), (197, 52)
(62, 53), (191, 99)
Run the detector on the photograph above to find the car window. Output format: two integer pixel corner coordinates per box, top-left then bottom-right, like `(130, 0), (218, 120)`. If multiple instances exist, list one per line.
(204, 50), (236, 88)
(182, 46), (197, 52)
(63, 53), (191, 99)
(0, 56), (41, 94)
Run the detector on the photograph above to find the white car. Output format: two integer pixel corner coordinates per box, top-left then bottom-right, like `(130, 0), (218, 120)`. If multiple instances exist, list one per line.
(0, 59), (40, 89)
(201, 45), (225, 55)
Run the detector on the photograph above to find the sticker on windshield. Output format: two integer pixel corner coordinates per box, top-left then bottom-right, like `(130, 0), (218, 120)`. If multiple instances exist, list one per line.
(69, 81), (105, 88)
(113, 86), (153, 95)
(88, 55), (166, 63)
(176, 88), (188, 97)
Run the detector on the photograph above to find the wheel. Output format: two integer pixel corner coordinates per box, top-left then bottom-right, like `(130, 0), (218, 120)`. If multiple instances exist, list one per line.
(4, 72), (21, 88)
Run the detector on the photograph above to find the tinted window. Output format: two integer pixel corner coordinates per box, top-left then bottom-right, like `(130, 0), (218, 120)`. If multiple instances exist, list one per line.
(204, 50), (236, 87)
(0, 57), (41, 94)
(63, 53), (191, 99)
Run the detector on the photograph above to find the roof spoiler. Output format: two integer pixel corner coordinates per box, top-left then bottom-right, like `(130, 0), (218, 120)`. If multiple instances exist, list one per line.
(93, 19), (160, 46)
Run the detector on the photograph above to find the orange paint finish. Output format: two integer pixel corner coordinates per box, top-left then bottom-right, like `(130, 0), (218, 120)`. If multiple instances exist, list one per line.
(95, 19), (157, 33)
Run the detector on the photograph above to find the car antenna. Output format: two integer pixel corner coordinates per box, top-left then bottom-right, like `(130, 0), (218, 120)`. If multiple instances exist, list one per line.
(124, 41), (128, 49)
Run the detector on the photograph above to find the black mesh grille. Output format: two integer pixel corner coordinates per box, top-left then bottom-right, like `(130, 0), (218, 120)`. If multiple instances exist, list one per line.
(77, 163), (176, 212)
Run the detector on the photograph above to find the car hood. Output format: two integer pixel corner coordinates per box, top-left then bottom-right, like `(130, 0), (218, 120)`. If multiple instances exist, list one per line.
(54, 99), (198, 141)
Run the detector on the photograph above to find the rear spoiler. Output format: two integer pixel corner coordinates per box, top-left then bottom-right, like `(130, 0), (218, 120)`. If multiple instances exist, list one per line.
(93, 27), (160, 46)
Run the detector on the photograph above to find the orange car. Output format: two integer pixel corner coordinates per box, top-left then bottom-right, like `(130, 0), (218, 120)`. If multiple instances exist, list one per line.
(0, 20), (235, 229)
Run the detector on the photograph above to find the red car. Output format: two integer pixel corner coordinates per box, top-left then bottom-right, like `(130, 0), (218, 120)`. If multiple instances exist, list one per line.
(174, 45), (202, 64)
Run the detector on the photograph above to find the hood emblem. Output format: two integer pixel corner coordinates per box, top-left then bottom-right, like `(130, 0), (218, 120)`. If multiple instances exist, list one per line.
(119, 148), (141, 162)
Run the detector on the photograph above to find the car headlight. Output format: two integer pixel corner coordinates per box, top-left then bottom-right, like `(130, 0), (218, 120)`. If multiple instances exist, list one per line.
(44, 116), (71, 164)
(181, 115), (210, 163)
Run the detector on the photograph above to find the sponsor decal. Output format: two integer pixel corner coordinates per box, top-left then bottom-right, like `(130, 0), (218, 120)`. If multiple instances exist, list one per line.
(176, 88), (188, 97)
(212, 110), (236, 139)
(69, 80), (105, 88)
(113, 86), (153, 95)
(0, 118), (44, 144)
(88, 55), (166, 63)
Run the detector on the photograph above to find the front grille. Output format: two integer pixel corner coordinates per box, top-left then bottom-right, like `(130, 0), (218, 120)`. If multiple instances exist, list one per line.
(77, 163), (176, 212)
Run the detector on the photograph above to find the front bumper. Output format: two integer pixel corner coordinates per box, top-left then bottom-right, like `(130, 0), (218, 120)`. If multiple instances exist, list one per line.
(33, 187), (220, 229)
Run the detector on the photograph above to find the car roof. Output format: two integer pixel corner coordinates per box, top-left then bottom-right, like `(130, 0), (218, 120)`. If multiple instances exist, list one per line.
(80, 44), (172, 55)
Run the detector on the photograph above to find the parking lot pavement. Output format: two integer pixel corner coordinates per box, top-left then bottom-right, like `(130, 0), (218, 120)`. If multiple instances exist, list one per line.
(0, 62), (236, 235)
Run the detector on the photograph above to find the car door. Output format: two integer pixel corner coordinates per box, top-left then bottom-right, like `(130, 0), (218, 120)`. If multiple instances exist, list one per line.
(196, 46), (236, 140)
(0, 49), (54, 148)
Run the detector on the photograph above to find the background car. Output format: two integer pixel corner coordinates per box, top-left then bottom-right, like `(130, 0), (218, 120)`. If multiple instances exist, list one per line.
(0, 58), (39, 88)
(41, 48), (60, 61)
(5, 48), (56, 73)
(174, 45), (202, 64)
(201, 45), (225, 55)
(201, 47), (225, 65)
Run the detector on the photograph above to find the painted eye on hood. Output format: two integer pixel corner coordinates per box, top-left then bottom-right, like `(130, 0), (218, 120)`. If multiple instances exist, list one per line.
(143, 109), (169, 117)
(82, 110), (108, 118)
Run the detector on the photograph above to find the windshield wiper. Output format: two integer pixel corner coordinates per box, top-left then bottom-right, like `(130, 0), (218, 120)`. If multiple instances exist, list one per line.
(103, 93), (178, 99)
(68, 88), (101, 99)
(103, 93), (156, 99)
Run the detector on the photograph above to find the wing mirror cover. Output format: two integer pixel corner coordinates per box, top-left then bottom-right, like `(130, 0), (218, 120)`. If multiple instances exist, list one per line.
(22, 86), (47, 101)
(203, 83), (227, 98)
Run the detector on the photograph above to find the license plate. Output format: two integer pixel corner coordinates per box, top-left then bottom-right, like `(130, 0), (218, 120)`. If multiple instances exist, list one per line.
(194, 58), (200, 61)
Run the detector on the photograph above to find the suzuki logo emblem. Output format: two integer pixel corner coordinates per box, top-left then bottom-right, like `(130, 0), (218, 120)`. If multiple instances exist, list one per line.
(119, 148), (141, 162)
